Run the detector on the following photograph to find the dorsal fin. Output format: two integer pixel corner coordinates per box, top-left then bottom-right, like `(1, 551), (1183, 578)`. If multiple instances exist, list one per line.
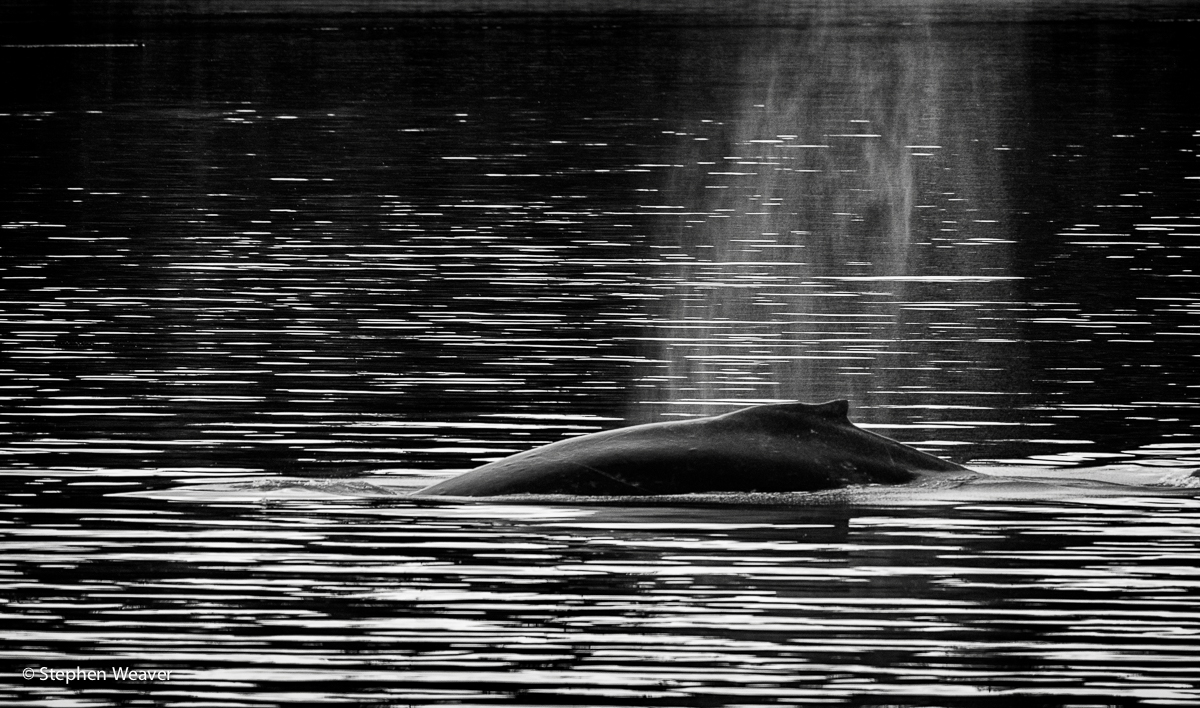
(809, 399), (850, 420)
(717, 399), (851, 425)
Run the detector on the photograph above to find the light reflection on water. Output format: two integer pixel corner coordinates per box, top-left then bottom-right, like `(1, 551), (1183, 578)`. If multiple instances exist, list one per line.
(3, 5), (1200, 706)
(4, 495), (1200, 706)
(3, 21), (1198, 475)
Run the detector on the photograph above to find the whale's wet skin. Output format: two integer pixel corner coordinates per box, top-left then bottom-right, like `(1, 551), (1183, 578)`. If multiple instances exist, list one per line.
(415, 400), (968, 497)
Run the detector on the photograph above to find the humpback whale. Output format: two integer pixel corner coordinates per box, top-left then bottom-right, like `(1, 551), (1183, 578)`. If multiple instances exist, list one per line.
(413, 400), (969, 497)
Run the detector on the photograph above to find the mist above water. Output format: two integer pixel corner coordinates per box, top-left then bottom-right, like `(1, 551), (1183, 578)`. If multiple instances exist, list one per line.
(634, 22), (1021, 420)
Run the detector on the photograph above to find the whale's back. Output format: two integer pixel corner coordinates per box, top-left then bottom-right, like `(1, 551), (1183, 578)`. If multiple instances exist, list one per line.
(414, 400), (966, 497)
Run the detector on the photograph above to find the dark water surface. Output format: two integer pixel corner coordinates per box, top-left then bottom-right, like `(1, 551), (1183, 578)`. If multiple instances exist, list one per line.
(3, 3), (1200, 706)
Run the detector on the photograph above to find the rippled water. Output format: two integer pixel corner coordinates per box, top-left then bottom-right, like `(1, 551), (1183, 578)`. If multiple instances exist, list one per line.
(5, 490), (1200, 706)
(3, 3), (1200, 705)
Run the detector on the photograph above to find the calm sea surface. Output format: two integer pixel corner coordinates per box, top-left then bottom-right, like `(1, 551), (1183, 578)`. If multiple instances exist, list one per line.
(2, 4), (1200, 706)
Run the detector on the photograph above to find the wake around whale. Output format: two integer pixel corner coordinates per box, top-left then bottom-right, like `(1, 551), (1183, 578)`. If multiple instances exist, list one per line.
(413, 400), (970, 497)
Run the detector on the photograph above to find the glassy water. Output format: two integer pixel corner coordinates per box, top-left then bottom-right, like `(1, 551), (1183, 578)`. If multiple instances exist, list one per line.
(2, 3), (1199, 705)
